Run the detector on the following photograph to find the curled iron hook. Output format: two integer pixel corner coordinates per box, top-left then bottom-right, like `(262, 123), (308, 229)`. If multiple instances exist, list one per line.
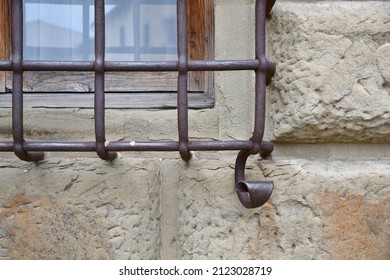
(234, 143), (274, 208)
(233, 0), (276, 208)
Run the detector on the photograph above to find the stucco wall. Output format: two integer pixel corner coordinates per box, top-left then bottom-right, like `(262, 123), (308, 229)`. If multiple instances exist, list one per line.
(0, 1), (389, 259)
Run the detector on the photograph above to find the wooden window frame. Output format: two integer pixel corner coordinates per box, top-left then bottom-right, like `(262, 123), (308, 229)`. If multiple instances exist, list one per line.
(0, 0), (214, 109)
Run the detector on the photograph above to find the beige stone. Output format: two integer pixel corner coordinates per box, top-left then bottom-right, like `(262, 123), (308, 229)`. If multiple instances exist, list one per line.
(171, 158), (390, 259)
(266, 2), (390, 143)
(0, 158), (161, 259)
(1, 1), (390, 261)
(0, 108), (219, 142)
(1, 156), (389, 260)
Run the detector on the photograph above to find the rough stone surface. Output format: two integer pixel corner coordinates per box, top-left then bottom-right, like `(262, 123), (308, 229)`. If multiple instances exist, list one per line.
(214, 0), (257, 141)
(0, 108), (219, 142)
(267, 2), (390, 143)
(1, 1), (390, 261)
(175, 158), (390, 259)
(0, 158), (161, 259)
(1, 156), (389, 260)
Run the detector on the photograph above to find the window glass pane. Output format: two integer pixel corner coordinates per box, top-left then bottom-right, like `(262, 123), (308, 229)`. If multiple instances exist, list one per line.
(104, 1), (134, 61)
(23, 0), (177, 61)
(138, 3), (177, 61)
(24, 0), (88, 61)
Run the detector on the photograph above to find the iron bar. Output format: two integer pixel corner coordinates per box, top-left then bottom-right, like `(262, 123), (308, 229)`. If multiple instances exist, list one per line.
(233, 0), (276, 208)
(0, 61), (12, 69)
(94, 0), (117, 160)
(1, 60), (274, 73)
(177, 0), (191, 161)
(0, 140), (274, 153)
(11, 0), (44, 161)
(251, 0), (268, 155)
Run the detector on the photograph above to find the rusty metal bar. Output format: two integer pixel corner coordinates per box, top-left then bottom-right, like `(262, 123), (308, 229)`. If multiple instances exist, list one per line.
(234, 0), (276, 208)
(1, 60), (274, 74)
(177, 0), (191, 161)
(0, 140), (274, 153)
(94, 0), (117, 161)
(251, 0), (267, 154)
(0, 61), (12, 69)
(0, 0), (277, 208)
(11, 0), (44, 161)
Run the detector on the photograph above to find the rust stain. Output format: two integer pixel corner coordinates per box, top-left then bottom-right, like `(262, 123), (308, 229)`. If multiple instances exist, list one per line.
(0, 195), (51, 259)
(0, 195), (111, 259)
(320, 192), (390, 259)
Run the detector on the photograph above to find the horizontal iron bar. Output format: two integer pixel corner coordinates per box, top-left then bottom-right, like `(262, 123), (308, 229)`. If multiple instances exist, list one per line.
(0, 61), (12, 69)
(106, 60), (263, 72)
(0, 140), (273, 153)
(0, 60), (267, 72)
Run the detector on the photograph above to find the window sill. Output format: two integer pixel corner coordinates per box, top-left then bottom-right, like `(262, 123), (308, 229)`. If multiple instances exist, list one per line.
(0, 92), (214, 109)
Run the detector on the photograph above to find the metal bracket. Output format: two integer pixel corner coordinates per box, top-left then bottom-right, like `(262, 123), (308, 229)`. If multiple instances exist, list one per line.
(234, 145), (274, 209)
(234, 0), (276, 208)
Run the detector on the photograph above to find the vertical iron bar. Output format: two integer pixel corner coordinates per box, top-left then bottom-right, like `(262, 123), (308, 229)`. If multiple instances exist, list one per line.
(233, 0), (275, 209)
(22, 2), (27, 59)
(94, 0), (117, 160)
(11, 0), (43, 161)
(177, 0), (191, 161)
(251, 0), (267, 154)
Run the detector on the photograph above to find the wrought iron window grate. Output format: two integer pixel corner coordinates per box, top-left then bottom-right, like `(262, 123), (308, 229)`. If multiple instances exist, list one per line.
(0, 0), (277, 208)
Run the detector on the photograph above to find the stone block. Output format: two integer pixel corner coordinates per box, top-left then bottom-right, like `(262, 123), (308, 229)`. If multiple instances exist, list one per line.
(174, 158), (390, 259)
(267, 2), (390, 143)
(0, 158), (161, 259)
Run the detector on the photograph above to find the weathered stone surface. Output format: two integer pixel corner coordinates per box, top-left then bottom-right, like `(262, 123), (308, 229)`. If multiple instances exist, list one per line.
(214, 0), (257, 141)
(0, 158), (161, 259)
(267, 2), (390, 143)
(175, 158), (390, 259)
(1, 1), (389, 262)
(1, 156), (388, 260)
(0, 108), (219, 143)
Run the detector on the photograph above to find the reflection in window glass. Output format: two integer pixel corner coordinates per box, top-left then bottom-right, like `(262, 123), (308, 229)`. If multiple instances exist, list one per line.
(23, 0), (177, 61)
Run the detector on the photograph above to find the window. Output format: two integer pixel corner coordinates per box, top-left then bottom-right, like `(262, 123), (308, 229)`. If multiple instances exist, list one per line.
(0, 0), (276, 208)
(0, 0), (214, 108)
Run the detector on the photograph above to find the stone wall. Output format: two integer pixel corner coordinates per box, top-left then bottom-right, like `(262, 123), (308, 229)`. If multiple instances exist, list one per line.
(267, 2), (390, 143)
(0, 1), (389, 259)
